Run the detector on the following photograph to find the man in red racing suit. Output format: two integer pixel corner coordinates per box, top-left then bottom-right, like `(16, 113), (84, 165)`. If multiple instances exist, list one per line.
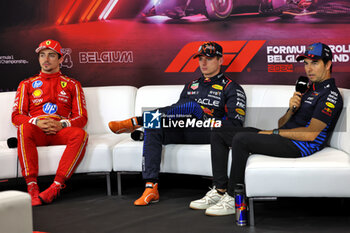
(12, 39), (88, 206)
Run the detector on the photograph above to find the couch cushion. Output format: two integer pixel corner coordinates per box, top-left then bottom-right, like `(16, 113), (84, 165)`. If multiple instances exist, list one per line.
(329, 88), (350, 154)
(0, 91), (18, 179)
(245, 147), (350, 197)
(112, 139), (143, 172)
(135, 85), (184, 116)
(0, 142), (18, 179)
(84, 86), (137, 135)
(76, 134), (129, 173)
(243, 85), (293, 130)
(135, 84), (294, 129)
(0, 91), (17, 141)
(113, 138), (213, 177)
(17, 134), (128, 177)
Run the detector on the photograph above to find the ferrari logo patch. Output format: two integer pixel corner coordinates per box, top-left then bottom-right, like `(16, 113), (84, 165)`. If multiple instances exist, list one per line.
(61, 81), (67, 88)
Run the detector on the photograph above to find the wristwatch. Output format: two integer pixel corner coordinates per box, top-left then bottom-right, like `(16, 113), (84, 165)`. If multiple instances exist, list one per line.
(272, 129), (279, 135)
(61, 121), (68, 128)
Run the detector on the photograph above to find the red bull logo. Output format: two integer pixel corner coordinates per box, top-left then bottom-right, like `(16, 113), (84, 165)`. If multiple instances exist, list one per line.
(322, 107), (333, 116)
(235, 195), (247, 226)
(201, 106), (214, 116)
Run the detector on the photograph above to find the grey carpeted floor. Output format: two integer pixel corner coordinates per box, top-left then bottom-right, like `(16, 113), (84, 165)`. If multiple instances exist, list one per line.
(2, 173), (350, 233)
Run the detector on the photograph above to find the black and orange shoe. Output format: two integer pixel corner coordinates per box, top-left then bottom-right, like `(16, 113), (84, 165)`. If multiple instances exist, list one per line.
(39, 182), (65, 204)
(27, 182), (42, 206)
(134, 182), (159, 206)
(108, 117), (141, 134)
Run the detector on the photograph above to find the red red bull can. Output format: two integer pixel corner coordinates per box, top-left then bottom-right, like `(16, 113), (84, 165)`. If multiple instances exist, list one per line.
(235, 192), (247, 226)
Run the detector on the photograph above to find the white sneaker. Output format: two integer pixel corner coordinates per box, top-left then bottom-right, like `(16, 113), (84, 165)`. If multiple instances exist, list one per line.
(189, 187), (223, 210)
(205, 193), (235, 216)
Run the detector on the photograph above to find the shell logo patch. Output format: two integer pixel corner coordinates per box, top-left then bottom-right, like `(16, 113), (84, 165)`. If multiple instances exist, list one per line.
(235, 108), (245, 116)
(212, 84), (223, 90)
(46, 40), (51, 45)
(61, 81), (67, 88)
(32, 89), (43, 98)
(325, 102), (335, 109)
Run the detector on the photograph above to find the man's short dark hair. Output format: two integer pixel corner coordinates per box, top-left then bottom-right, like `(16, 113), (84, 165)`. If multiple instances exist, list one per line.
(322, 58), (332, 73)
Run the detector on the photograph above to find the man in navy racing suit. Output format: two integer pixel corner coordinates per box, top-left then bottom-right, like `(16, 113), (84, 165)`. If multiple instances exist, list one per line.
(190, 42), (343, 216)
(109, 41), (246, 206)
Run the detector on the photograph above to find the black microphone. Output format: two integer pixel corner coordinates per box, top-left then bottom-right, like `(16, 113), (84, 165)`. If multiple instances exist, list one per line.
(296, 76), (309, 93)
(131, 130), (144, 141)
(293, 76), (309, 112)
(7, 137), (18, 148)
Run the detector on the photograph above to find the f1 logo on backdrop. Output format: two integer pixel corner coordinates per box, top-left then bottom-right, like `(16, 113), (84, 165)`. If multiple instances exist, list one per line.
(165, 40), (266, 73)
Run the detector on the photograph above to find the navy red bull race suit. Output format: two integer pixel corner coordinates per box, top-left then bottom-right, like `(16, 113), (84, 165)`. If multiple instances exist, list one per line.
(12, 71), (88, 184)
(142, 72), (246, 181)
(211, 78), (343, 196)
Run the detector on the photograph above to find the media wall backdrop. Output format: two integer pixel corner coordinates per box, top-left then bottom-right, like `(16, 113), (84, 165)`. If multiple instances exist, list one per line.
(0, 0), (350, 92)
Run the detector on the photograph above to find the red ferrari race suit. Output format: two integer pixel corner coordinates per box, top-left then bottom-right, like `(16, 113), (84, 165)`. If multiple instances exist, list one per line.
(12, 71), (88, 184)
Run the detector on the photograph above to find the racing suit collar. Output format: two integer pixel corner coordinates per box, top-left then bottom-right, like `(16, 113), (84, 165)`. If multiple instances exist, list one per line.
(202, 72), (224, 83)
(311, 78), (335, 91)
(40, 71), (62, 79)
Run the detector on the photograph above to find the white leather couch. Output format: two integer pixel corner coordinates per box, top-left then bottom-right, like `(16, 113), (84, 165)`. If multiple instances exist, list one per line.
(112, 84), (350, 225)
(1, 84), (349, 225)
(0, 86), (137, 195)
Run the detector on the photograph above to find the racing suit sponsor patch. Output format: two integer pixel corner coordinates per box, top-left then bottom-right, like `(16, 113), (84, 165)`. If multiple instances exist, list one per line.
(32, 89), (43, 98)
(237, 92), (246, 99)
(235, 108), (246, 116)
(325, 102), (335, 108)
(32, 98), (43, 105)
(59, 97), (68, 103)
(209, 90), (221, 96)
(236, 102), (246, 108)
(187, 91), (199, 95)
(43, 102), (58, 114)
(196, 98), (220, 107)
(191, 83), (199, 90)
(235, 114), (245, 121)
(61, 81), (67, 88)
(322, 107), (332, 116)
(201, 106), (214, 116)
(59, 90), (69, 99)
(32, 80), (43, 88)
(212, 84), (223, 90)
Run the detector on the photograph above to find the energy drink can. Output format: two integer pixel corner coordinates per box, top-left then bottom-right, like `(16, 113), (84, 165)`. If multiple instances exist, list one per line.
(235, 191), (247, 226)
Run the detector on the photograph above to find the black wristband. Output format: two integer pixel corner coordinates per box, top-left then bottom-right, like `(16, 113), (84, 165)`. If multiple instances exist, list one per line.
(272, 129), (279, 135)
